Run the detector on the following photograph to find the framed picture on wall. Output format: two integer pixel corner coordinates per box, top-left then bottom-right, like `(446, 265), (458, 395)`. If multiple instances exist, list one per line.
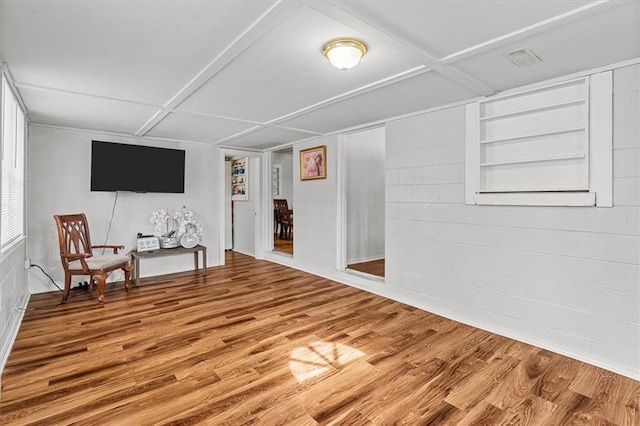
(300, 145), (326, 181)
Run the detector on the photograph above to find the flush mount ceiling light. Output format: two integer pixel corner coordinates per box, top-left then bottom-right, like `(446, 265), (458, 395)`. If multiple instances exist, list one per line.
(322, 38), (367, 71)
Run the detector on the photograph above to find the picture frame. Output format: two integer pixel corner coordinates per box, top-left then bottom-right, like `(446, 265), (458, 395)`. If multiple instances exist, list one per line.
(300, 145), (326, 181)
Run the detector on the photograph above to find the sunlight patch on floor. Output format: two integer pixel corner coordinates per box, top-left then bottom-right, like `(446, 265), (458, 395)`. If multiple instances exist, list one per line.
(289, 340), (365, 383)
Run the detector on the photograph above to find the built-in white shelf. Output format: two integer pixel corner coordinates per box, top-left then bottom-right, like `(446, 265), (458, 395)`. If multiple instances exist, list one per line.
(479, 127), (586, 145)
(480, 154), (586, 168)
(479, 99), (586, 122)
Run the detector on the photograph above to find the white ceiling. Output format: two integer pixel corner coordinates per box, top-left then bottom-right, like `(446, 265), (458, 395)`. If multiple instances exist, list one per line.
(1, 0), (638, 150)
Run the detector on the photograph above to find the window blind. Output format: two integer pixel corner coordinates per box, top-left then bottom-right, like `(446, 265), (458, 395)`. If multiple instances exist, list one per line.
(1, 77), (25, 249)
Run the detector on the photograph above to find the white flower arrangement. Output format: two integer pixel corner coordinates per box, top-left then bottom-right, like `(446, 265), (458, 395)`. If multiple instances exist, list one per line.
(149, 206), (203, 240)
(176, 205), (204, 240)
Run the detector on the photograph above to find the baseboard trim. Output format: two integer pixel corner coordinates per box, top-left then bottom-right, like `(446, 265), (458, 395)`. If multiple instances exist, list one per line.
(262, 258), (640, 381)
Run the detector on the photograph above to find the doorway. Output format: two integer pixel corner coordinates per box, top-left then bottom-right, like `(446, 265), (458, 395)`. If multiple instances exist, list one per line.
(271, 147), (294, 256)
(344, 127), (385, 278)
(218, 149), (262, 266)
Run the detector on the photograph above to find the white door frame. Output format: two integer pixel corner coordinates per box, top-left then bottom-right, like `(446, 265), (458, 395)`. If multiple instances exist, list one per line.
(217, 147), (264, 266)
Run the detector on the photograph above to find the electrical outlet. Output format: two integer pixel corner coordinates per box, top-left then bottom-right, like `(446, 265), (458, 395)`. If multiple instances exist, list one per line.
(24, 258), (31, 269)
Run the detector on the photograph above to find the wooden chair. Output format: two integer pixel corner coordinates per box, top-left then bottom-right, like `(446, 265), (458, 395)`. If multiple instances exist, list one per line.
(274, 199), (293, 240)
(273, 205), (281, 237)
(54, 213), (131, 304)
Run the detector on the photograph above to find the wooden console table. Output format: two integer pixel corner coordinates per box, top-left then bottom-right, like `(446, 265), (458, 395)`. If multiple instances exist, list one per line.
(130, 244), (207, 286)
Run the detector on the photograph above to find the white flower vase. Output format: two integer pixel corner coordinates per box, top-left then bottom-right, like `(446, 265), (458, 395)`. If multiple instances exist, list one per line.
(159, 236), (178, 249)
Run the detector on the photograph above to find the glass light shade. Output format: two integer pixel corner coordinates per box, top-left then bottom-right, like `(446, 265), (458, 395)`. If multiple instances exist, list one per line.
(322, 39), (367, 71)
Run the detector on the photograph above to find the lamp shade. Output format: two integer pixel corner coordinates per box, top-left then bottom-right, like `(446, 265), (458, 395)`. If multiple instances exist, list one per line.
(322, 39), (367, 71)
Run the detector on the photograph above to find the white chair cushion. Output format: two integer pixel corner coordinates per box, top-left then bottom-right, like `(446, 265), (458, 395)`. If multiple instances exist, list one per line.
(68, 254), (129, 271)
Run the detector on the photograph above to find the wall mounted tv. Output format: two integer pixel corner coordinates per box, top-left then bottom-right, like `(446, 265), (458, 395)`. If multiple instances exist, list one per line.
(91, 140), (185, 193)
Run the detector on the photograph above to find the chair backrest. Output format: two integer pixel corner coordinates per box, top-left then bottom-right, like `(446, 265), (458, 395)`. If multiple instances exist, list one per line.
(274, 199), (291, 224)
(274, 199), (288, 211)
(53, 213), (94, 259)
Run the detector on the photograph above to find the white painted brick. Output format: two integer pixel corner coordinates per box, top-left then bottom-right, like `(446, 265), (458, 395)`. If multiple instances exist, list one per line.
(614, 64), (640, 94)
(614, 90), (640, 122)
(587, 314), (640, 352)
(406, 220), (638, 264)
(387, 269), (460, 302)
(386, 169), (400, 186)
(387, 119), (464, 152)
(438, 184), (465, 203)
(388, 235), (638, 293)
(589, 287), (640, 323)
(614, 177), (640, 206)
(512, 299), (596, 338)
(386, 143), (464, 169)
(527, 276), (591, 312)
(588, 341), (640, 375)
(395, 164), (464, 185)
(382, 74), (640, 377)
(386, 185), (440, 203)
(388, 284), (468, 318)
(613, 118), (639, 149)
(613, 148), (640, 178)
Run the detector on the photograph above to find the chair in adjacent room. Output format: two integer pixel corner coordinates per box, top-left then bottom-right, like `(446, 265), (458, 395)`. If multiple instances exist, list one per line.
(274, 199), (293, 240)
(54, 213), (131, 304)
(273, 201), (282, 238)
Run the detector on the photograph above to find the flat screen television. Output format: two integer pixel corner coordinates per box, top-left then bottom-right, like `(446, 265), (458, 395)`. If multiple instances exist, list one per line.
(91, 140), (185, 193)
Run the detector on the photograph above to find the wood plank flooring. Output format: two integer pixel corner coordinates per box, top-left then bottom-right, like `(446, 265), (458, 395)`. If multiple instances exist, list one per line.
(348, 259), (385, 278)
(274, 237), (293, 255)
(2, 252), (638, 425)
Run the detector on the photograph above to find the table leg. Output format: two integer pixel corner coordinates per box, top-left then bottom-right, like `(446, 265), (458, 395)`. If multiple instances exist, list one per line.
(135, 256), (140, 286)
(202, 247), (207, 276)
(194, 251), (199, 271)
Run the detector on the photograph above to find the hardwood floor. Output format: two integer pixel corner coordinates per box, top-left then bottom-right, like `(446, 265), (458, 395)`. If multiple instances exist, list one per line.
(274, 236), (293, 255)
(348, 259), (385, 278)
(2, 252), (638, 425)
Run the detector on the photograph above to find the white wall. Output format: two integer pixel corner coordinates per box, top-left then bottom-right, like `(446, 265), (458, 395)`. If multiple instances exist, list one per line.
(346, 127), (385, 264)
(384, 64), (640, 379)
(27, 126), (220, 293)
(0, 240), (29, 382)
(273, 150), (293, 209)
(292, 135), (339, 271)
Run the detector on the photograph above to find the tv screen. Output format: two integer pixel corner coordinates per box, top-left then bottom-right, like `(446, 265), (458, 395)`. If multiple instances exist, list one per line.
(91, 141), (185, 193)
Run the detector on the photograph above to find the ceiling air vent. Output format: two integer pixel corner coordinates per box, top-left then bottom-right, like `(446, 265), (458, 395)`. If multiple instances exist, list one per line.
(504, 48), (542, 67)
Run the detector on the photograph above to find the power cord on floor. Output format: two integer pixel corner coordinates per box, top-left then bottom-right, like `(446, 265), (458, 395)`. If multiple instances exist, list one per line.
(102, 191), (119, 255)
(30, 263), (63, 292)
(24, 263), (91, 309)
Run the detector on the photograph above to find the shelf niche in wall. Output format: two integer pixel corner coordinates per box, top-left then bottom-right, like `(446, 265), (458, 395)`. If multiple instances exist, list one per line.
(231, 157), (248, 201)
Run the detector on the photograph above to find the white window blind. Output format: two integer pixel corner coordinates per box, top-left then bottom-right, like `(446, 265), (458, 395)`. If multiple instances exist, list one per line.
(272, 164), (282, 198)
(1, 77), (26, 249)
(465, 71), (612, 207)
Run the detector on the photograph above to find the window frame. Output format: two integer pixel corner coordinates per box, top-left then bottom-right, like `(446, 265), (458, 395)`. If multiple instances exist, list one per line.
(272, 164), (282, 198)
(1, 71), (27, 251)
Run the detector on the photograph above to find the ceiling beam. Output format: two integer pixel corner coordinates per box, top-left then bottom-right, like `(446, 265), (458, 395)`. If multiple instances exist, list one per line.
(134, 0), (300, 137)
(305, 1), (495, 97)
(264, 66), (429, 127)
(440, 0), (628, 64)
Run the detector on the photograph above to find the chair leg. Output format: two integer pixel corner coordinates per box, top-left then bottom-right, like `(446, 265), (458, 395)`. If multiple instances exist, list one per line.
(61, 273), (71, 304)
(92, 272), (107, 304)
(123, 264), (131, 292)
